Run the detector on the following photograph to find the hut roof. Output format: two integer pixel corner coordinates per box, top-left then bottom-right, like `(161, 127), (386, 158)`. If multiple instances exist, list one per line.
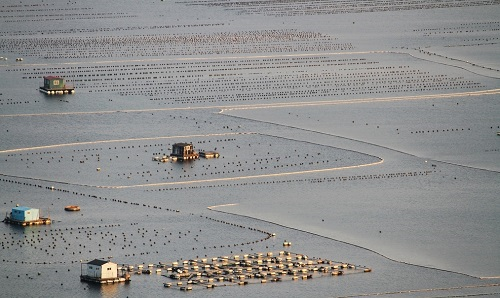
(12, 206), (32, 211)
(173, 142), (193, 147)
(87, 259), (112, 266)
(43, 76), (62, 80)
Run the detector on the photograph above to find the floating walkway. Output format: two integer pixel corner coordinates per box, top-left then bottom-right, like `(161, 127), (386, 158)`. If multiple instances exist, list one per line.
(154, 251), (371, 291)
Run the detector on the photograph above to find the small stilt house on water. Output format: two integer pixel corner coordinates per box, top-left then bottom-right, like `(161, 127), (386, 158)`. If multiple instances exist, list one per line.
(170, 143), (199, 161)
(81, 259), (130, 284)
(39, 75), (75, 95)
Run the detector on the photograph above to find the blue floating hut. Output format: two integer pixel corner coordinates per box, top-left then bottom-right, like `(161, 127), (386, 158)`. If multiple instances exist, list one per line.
(3, 206), (51, 226)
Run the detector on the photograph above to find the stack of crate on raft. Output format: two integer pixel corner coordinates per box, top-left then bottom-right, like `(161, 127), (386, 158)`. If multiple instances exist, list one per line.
(39, 76), (75, 95)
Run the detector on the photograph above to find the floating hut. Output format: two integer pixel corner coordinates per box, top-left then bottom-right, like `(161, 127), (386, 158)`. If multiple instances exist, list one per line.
(39, 75), (75, 95)
(3, 206), (51, 226)
(80, 259), (130, 284)
(170, 143), (199, 161)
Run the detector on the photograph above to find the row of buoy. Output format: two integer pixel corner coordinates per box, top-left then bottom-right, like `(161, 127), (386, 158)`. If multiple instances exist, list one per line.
(410, 128), (471, 134)
(2, 29), (351, 58)
(145, 169), (435, 192)
(15, 56), (364, 76)
(10, 51), (458, 81)
(4, 43), (352, 60)
(62, 70), (476, 93)
(3, 22), (226, 37)
(208, 0), (488, 16)
(0, 100), (36, 105)
(417, 48), (500, 72)
(90, 82), (482, 99)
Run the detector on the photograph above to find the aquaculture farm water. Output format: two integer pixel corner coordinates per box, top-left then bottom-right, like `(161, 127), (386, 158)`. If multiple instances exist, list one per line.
(0, 0), (499, 297)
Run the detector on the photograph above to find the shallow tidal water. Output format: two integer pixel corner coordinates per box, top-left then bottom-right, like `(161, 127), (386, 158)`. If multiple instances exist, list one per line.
(0, 0), (499, 297)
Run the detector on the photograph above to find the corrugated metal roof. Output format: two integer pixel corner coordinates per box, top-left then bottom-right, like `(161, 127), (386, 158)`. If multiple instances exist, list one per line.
(12, 206), (32, 211)
(87, 259), (112, 266)
(43, 76), (62, 80)
(173, 143), (193, 147)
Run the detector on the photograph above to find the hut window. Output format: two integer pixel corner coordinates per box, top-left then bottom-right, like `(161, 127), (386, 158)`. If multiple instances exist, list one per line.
(107, 267), (112, 270)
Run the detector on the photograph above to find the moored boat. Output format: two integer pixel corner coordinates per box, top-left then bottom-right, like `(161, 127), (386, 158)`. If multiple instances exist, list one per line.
(64, 205), (80, 211)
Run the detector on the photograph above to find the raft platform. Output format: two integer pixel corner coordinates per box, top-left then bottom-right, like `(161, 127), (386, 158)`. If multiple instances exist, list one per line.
(3, 216), (51, 226)
(39, 87), (75, 95)
(80, 275), (129, 284)
(199, 151), (220, 158)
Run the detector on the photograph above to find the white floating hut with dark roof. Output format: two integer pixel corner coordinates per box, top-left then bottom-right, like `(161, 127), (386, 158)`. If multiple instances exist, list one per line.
(80, 259), (130, 284)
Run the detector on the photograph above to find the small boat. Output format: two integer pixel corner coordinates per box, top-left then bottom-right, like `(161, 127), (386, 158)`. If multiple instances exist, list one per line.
(64, 205), (80, 211)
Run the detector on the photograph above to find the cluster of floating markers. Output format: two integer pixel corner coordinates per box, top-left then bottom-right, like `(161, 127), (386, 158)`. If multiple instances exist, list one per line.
(5, 55), (484, 106)
(180, 0), (498, 17)
(0, 29), (348, 59)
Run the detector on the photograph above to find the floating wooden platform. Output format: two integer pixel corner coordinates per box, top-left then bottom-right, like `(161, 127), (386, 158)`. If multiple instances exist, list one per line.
(80, 275), (129, 284)
(39, 87), (75, 95)
(170, 154), (199, 161)
(199, 151), (220, 158)
(3, 216), (51, 226)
